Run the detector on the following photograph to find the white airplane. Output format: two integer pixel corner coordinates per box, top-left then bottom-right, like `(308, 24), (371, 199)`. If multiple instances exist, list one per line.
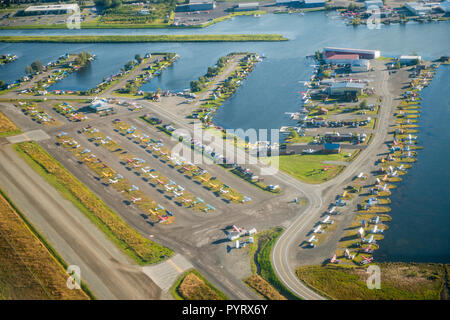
(109, 178), (118, 184)
(313, 225), (323, 234)
(149, 174), (158, 179)
(370, 216), (380, 224)
(129, 185), (139, 192)
(321, 216), (334, 224)
(308, 235), (318, 243)
(362, 235), (376, 244)
(173, 191), (183, 197)
(371, 225), (384, 233)
(344, 249), (355, 260)
(131, 197), (141, 203)
(141, 167), (152, 173)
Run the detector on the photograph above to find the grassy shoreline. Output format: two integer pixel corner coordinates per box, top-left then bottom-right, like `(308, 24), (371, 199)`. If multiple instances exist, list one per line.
(296, 263), (447, 300)
(0, 34), (288, 43)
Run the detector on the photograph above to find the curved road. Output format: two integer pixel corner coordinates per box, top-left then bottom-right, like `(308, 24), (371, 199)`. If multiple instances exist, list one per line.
(272, 69), (394, 300)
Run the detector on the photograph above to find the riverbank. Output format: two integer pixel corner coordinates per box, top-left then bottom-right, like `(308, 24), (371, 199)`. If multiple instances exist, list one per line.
(296, 262), (448, 300)
(0, 34), (288, 43)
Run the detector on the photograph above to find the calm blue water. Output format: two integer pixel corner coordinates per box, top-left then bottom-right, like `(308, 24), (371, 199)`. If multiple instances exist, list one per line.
(0, 12), (449, 262)
(375, 65), (450, 263)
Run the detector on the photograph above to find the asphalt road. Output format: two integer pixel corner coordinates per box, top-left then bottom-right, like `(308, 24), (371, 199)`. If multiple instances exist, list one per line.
(0, 145), (162, 300)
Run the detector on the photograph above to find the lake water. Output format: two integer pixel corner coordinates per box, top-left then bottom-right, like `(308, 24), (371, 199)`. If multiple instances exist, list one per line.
(375, 65), (450, 263)
(0, 12), (449, 262)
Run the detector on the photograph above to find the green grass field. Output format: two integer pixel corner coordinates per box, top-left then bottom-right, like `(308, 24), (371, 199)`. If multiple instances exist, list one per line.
(296, 263), (447, 300)
(0, 34), (288, 43)
(265, 153), (347, 184)
(243, 227), (299, 300)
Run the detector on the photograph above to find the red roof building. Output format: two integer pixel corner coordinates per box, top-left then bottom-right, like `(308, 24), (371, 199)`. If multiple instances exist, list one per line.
(325, 53), (359, 64)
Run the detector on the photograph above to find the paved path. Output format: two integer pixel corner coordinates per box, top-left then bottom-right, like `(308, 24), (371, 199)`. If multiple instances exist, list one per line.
(142, 254), (193, 291)
(5, 129), (50, 144)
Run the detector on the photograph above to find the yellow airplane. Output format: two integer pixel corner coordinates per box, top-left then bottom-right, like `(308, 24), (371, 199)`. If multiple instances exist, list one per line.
(102, 171), (112, 178)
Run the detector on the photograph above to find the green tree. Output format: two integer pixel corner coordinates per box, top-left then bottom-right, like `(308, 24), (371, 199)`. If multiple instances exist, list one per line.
(359, 99), (368, 109)
(25, 65), (32, 75)
(31, 60), (43, 73)
(135, 54), (142, 64)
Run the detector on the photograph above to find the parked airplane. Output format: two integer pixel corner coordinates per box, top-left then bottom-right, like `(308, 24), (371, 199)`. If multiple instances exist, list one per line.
(322, 216), (334, 224)
(131, 197), (141, 203)
(362, 235), (376, 244)
(313, 225), (323, 234)
(370, 216), (380, 224)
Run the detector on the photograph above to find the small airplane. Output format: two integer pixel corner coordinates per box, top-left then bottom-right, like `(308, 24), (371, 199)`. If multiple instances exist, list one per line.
(370, 216), (380, 224)
(158, 215), (168, 222)
(362, 235), (376, 244)
(129, 185), (139, 192)
(321, 216), (334, 224)
(344, 249), (355, 260)
(360, 244), (374, 254)
(313, 225), (323, 234)
(371, 225), (384, 234)
(360, 255), (374, 265)
(131, 197), (141, 203)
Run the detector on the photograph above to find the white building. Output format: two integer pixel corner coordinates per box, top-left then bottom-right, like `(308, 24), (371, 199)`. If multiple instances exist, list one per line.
(234, 2), (260, 11)
(439, 0), (450, 12)
(399, 55), (422, 65)
(364, 0), (383, 8)
(323, 47), (381, 59)
(90, 98), (113, 113)
(23, 4), (79, 15)
(351, 59), (371, 72)
(405, 2), (432, 15)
